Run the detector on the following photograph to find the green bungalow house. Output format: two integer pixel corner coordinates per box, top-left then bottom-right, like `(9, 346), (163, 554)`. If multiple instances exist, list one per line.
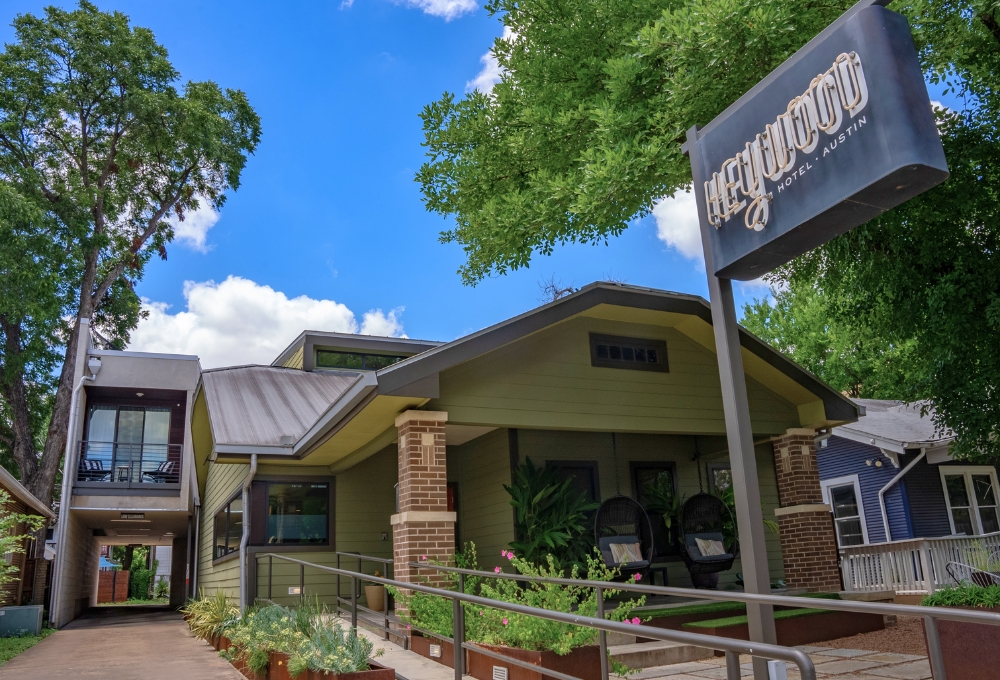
(50, 282), (859, 627)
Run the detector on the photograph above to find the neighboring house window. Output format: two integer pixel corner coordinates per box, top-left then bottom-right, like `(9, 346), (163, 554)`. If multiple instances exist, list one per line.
(589, 334), (668, 373)
(707, 463), (732, 492)
(821, 475), (868, 546)
(214, 496), (243, 560)
(266, 482), (330, 545)
(315, 350), (405, 371)
(940, 467), (1000, 536)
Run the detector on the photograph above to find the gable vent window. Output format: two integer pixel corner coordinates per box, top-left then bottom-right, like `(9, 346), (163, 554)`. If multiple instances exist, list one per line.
(589, 334), (668, 372)
(316, 350), (406, 371)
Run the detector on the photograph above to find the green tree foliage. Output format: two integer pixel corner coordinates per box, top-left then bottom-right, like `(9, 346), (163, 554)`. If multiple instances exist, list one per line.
(0, 1), (261, 504)
(419, 0), (1000, 460)
(0, 489), (46, 590)
(741, 281), (922, 399)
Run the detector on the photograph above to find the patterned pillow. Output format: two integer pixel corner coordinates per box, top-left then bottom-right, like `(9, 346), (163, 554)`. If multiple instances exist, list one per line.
(695, 537), (727, 557)
(609, 542), (642, 564)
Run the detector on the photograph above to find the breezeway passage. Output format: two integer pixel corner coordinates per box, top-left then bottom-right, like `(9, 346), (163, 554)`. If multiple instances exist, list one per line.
(0, 605), (243, 679)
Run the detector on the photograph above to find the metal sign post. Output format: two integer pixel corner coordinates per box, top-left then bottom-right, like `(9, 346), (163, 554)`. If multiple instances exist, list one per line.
(681, 2), (949, 678)
(685, 128), (777, 680)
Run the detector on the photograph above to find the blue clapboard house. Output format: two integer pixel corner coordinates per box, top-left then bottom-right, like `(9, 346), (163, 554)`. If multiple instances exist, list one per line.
(816, 400), (1000, 548)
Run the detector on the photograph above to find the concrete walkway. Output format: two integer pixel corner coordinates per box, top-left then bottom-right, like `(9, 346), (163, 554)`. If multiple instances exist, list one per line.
(0, 605), (243, 679)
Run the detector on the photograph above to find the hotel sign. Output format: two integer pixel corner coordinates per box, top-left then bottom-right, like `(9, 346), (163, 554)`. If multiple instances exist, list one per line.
(689, 4), (949, 280)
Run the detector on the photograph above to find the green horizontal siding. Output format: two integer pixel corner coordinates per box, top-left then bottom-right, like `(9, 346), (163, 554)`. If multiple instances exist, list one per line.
(197, 462), (248, 598)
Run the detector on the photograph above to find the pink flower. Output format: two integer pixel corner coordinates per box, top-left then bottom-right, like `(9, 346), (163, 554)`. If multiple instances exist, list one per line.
(494, 566), (502, 573)
(634, 573), (642, 581)
(501, 550), (508, 557)
(502, 618), (509, 626)
(506, 551), (514, 561)
(631, 617), (641, 625)
(407, 625), (411, 629)
(479, 611), (484, 616)
(420, 555), (427, 561)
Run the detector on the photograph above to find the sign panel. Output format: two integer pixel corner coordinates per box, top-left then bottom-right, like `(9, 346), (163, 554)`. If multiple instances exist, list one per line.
(120, 512), (145, 520)
(692, 5), (948, 280)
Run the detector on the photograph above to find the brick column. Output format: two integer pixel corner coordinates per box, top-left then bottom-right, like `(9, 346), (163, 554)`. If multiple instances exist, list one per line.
(391, 411), (455, 589)
(772, 428), (842, 592)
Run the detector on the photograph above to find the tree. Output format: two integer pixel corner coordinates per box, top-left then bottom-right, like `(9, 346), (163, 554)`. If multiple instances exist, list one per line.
(0, 489), (46, 591)
(0, 1), (261, 506)
(741, 280), (923, 399)
(418, 0), (1000, 460)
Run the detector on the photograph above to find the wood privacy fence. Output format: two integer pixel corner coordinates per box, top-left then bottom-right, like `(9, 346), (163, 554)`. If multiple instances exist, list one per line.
(97, 569), (130, 603)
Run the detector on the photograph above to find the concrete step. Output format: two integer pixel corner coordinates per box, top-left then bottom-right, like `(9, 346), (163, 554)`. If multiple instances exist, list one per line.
(609, 640), (714, 669)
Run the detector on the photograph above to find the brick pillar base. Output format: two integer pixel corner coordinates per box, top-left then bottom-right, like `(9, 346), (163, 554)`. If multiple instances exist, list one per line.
(772, 428), (842, 592)
(391, 411), (455, 592)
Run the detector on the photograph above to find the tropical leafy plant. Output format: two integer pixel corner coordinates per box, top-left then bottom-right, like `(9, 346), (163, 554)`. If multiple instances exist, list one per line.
(710, 485), (779, 549)
(180, 589), (239, 640)
(505, 458), (599, 568)
(0, 490), (45, 591)
(641, 473), (682, 530)
(154, 576), (170, 599)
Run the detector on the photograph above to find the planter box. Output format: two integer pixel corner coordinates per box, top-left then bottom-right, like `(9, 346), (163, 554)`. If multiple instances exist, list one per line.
(466, 644), (603, 680)
(0, 605), (44, 637)
(682, 610), (883, 649)
(924, 605), (1000, 680)
(307, 661), (395, 680)
(410, 631), (459, 668)
(269, 651), (298, 680)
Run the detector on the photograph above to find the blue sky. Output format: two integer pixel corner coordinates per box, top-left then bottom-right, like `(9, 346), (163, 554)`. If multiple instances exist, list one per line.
(2, 2), (958, 367)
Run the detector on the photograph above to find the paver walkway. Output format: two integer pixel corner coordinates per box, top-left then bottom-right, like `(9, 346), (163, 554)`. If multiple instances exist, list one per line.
(0, 605), (243, 679)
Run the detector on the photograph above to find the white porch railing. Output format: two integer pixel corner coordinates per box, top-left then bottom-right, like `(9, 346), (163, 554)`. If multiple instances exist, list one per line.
(840, 531), (1000, 594)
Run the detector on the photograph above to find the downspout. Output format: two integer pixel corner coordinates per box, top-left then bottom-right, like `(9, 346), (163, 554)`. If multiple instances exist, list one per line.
(878, 449), (926, 542)
(239, 454), (258, 613)
(49, 345), (97, 626)
(191, 500), (201, 598)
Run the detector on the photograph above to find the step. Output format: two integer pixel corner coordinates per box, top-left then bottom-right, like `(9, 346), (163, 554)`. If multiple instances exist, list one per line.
(609, 640), (714, 669)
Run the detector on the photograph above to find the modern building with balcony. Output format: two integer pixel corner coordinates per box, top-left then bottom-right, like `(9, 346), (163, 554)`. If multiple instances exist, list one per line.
(49, 319), (200, 626)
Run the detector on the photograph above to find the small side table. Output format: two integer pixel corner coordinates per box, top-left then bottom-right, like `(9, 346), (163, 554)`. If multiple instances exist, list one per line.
(115, 465), (132, 483)
(648, 560), (670, 587)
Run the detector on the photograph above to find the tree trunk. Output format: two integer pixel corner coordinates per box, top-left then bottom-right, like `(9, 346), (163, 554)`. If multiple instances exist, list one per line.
(0, 317), (39, 490)
(122, 545), (134, 573)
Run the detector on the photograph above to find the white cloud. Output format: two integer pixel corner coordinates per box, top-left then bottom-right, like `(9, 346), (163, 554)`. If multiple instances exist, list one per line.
(466, 27), (514, 93)
(396, 0), (477, 20)
(128, 276), (407, 368)
(168, 198), (219, 253)
(651, 190), (704, 260)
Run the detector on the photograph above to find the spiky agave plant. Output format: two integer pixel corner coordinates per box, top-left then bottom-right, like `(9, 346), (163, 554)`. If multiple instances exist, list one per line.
(181, 589), (239, 640)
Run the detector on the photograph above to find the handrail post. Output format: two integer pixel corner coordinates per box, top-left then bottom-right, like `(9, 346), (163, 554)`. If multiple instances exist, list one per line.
(383, 568), (390, 642)
(351, 574), (358, 631)
(458, 573), (467, 675)
(453, 594), (463, 680)
(924, 616), (946, 680)
(596, 585), (608, 680)
(726, 651), (741, 680)
(268, 554), (273, 601)
(920, 541), (936, 595)
(300, 563), (305, 602)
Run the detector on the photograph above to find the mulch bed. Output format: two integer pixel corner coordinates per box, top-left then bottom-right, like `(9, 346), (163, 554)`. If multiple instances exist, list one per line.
(819, 616), (928, 656)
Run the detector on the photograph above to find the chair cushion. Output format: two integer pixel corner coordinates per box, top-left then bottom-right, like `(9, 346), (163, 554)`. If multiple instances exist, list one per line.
(610, 542), (642, 565)
(82, 460), (103, 471)
(686, 532), (733, 563)
(599, 535), (647, 569)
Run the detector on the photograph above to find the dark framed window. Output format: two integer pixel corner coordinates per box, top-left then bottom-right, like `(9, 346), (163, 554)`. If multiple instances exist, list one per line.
(707, 463), (732, 493)
(315, 350), (406, 371)
(546, 461), (600, 503)
(589, 334), (668, 373)
(213, 495), (243, 561)
(264, 482), (330, 545)
(631, 462), (678, 556)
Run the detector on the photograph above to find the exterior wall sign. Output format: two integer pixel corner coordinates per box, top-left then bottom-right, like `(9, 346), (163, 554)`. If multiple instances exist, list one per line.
(691, 5), (949, 280)
(120, 512), (145, 519)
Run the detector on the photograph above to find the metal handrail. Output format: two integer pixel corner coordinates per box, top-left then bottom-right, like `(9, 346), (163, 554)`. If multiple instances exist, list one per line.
(76, 440), (182, 486)
(255, 552), (817, 680)
(411, 561), (1000, 680)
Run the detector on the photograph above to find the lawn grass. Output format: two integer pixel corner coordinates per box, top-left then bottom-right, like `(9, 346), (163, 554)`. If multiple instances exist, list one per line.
(0, 628), (56, 666)
(682, 607), (832, 629)
(96, 597), (169, 606)
(638, 592), (840, 620)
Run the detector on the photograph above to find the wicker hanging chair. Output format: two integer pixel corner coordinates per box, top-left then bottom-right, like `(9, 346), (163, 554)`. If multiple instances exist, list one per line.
(593, 495), (654, 574)
(678, 493), (739, 578)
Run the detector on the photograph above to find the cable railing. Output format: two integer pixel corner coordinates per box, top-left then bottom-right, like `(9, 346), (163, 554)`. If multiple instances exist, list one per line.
(411, 561), (1000, 680)
(76, 440), (182, 487)
(255, 552), (819, 680)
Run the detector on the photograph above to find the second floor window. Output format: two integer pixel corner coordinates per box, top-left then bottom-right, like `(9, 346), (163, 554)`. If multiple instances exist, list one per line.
(87, 404), (170, 447)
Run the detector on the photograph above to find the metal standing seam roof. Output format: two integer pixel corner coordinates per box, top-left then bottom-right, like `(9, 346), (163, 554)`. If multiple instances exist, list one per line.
(201, 365), (360, 447)
(834, 398), (952, 447)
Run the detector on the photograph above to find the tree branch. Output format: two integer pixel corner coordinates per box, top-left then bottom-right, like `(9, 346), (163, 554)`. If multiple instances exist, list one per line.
(979, 12), (1000, 46)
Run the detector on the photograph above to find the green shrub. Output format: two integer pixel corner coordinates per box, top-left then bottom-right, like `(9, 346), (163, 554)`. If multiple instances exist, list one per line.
(922, 585), (1000, 608)
(154, 576), (169, 599)
(288, 621), (380, 677)
(221, 604), (317, 674)
(181, 590), (240, 640)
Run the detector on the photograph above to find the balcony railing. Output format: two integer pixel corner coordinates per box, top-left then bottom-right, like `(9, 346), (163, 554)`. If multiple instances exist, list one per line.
(840, 530), (1000, 594)
(75, 440), (182, 489)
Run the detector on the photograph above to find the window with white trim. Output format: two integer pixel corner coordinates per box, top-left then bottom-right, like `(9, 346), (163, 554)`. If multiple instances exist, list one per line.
(940, 467), (1000, 536)
(821, 474), (868, 546)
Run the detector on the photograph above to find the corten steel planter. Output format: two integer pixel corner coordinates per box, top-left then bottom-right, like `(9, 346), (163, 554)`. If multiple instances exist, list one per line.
(410, 631), (458, 668)
(682, 610), (884, 651)
(466, 644), (603, 680)
(307, 661), (395, 680)
(923, 605), (1000, 680)
(269, 651), (300, 680)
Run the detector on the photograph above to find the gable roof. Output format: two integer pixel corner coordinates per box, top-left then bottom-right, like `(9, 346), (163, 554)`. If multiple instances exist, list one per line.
(197, 282), (859, 467)
(0, 465), (55, 520)
(833, 398), (951, 454)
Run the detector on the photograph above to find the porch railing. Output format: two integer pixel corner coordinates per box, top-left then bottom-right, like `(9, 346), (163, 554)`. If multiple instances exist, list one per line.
(840, 531), (1000, 594)
(76, 440), (182, 487)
